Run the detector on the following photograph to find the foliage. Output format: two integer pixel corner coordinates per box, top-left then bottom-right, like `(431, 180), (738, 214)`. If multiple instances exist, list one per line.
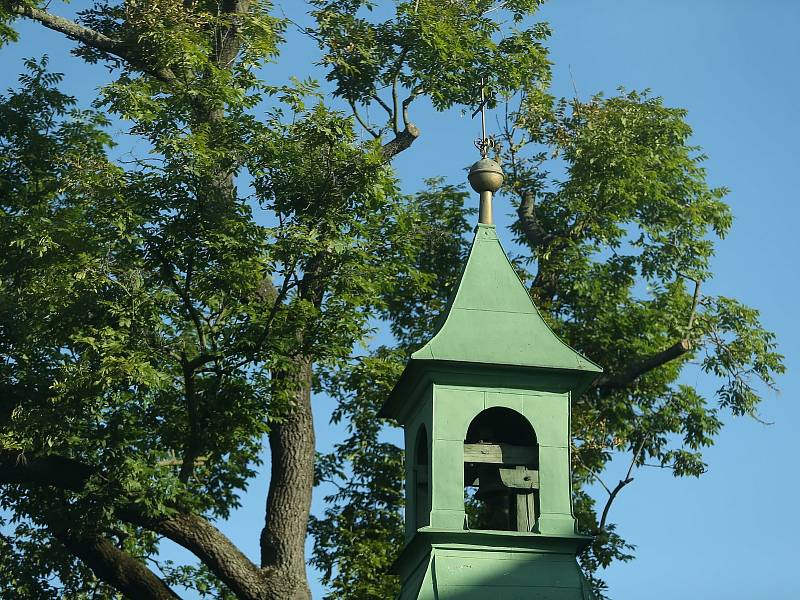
(0, 1), (785, 599)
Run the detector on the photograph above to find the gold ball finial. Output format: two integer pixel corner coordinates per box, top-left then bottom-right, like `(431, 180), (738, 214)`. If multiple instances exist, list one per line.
(468, 158), (504, 194)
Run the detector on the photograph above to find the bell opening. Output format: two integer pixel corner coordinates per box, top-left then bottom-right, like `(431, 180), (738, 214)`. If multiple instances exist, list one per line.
(414, 425), (430, 529)
(464, 407), (539, 532)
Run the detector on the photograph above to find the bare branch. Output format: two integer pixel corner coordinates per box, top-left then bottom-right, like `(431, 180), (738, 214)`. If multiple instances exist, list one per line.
(401, 90), (419, 130)
(11, 6), (117, 52)
(388, 47), (410, 134)
(370, 93), (394, 120)
(571, 444), (611, 495)
(391, 81), (400, 134)
(683, 275), (702, 331)
(348, 100), (379, 139)
(597, 438), (647, 531)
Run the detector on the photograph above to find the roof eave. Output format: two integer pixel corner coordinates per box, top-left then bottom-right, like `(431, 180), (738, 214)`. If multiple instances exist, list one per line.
(379, 357), (602, 423)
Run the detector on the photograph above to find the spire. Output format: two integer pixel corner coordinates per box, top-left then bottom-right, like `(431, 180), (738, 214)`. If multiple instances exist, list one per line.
(469, 78), (504, 224)
(380, 224), (601, 421)
(410, 225), (600, 373)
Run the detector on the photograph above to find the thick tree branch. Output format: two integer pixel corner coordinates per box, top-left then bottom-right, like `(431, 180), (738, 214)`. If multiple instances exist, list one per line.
(594, 338), (693, 391)
(11, 6), (118, 52)
(380, 125), (419, 159)
(124, 510), (271, 600)
(381, 93), (420, 159)
(0, 450), (271, 600)
(594, 278), (702, 392)
(0, 450), (94, 491)
(10, 5), (176, 83)
(52, 529), (181, 600)
(517, 191), (555, 249)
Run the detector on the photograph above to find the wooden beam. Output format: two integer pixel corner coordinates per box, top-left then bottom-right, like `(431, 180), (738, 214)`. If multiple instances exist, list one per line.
(463, 443), (538, 465)
(498, 467), (539, 489)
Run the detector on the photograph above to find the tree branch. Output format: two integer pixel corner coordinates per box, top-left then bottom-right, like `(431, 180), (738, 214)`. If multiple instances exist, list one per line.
(123, 510), (270, 600)
(388, 48), (410, 134)
(594, 338), (693, 392)
(10, 5), (176, 83)
(597, 438), (647, 531)
(216, 0), (250, 68)
(1, 450), (271, 600)
(380, 93), (421, 159)
(0, 450), (95, 491)
(391, 82), (400, 134)
(52, 529), (181, 600)
(11, 6), (117, 53)
(178, 356), (202, 484)
(683, 275), (702, 331)
(517, 191), (554, 249)
(370, 93), (394, 120)
(348, 100), (379, 139)
(591, 275), (703, 393)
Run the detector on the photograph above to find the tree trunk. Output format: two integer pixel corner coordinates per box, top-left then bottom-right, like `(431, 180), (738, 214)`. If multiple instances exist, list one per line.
(260, 357), (315, 600)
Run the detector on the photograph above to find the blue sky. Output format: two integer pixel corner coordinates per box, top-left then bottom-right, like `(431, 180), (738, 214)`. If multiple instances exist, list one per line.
(2, 1), (798, 598)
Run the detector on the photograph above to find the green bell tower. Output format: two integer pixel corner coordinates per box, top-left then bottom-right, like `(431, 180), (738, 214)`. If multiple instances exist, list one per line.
(379, 152), (603, 599)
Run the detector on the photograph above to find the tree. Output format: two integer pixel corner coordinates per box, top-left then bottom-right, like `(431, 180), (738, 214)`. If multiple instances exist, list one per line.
(0, 2), (783, 600)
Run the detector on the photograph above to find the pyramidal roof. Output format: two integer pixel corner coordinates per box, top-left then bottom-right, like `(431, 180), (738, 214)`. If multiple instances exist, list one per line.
(381, 223), (601, 419)
(411, 223), (601, 372)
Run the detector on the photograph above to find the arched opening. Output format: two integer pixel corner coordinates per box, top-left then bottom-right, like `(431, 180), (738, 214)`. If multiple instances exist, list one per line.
(464, 407), (539, 532)
(414, 425), (430, 529)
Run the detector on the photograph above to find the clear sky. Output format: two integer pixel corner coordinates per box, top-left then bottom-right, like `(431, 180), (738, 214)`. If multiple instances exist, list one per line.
(2, 1), (798, 598)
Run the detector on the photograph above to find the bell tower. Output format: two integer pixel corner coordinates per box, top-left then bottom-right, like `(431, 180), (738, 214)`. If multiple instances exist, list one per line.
(379, 154), (603, 599)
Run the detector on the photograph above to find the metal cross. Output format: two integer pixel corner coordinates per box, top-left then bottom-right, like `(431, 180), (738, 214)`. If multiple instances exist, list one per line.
(472, 78), (494, 158)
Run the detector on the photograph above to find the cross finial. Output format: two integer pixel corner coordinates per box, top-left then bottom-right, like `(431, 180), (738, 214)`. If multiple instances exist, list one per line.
(471, 78), (495, 158)
(468, 77), (503, 225)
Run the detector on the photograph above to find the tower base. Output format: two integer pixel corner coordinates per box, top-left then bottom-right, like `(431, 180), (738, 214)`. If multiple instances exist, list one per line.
(393, 529), (595, 600)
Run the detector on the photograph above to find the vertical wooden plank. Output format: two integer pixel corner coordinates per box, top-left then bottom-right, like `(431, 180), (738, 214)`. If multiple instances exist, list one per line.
(514, 466), (528, 532)
(526, 493), (536, 532)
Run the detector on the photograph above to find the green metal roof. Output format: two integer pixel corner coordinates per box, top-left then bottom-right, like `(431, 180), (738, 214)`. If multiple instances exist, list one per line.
(413, 223), (601, 372)
(380, 223), (601, 420)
